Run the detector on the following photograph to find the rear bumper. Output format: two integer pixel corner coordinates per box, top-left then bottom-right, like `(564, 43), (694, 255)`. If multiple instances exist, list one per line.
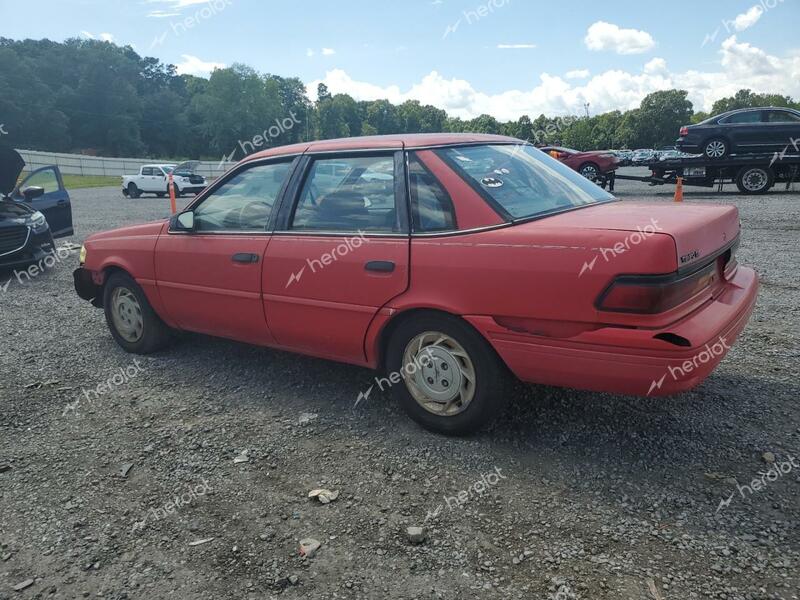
(468, 266), (759, 397)
(676, 140), (702, 153)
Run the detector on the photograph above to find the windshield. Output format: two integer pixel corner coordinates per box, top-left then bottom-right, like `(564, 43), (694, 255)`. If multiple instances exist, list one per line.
(437, 144), (614, 221)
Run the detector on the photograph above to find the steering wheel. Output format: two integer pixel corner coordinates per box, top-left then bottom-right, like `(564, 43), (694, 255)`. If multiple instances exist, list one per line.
(231, 200), (270, 229)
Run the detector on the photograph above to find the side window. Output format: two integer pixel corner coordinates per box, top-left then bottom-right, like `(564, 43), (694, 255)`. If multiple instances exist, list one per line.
(766, 110), (800, 123)
(22, 168), (60, 193)
(408, 153), (456, 233)
(290, 155), (397, 233)
(193, 161), (292, 232)
(722, 111), (762, 124)
(141, 167), (153, 176)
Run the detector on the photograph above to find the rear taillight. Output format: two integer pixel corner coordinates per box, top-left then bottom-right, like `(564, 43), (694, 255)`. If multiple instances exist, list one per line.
(679, 126), (689, 137)
(597, 263), (717, 314)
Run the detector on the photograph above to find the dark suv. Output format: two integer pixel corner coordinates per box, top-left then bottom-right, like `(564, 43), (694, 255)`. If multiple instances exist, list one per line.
(676, 107), (800, 159)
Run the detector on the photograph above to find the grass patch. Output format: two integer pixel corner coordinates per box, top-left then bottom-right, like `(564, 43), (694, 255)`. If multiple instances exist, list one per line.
(61, 174), (120, 189)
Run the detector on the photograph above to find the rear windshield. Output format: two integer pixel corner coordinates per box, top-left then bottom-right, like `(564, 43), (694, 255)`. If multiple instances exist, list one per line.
(437, 144), (614, 221)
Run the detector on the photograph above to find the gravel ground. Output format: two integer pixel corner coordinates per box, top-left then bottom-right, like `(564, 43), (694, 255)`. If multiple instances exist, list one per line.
(1, 168), (798, 599)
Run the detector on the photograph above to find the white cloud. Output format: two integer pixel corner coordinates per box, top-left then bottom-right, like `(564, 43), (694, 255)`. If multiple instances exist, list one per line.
(80, 31), (94, 39)
(308, 37), (800, 120)
(80, 31), (114, 42)
(565, 69), (590, 80)
(497, 43), (537, 49)
(322, 48), (336, 56)
(147, 10), (180, 17)
(174, 54), (225, 76)
(99, 32), (114, 42)
(584, 21), (655, 55)
(730, 5), (764, 31)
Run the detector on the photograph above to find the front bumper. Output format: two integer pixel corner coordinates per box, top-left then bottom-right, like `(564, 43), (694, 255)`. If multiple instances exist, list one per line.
(468, 266), (759, 397)
(179, 185), (206, 194)
(0, 229), (55, 271)
(74, 267), (103, 306)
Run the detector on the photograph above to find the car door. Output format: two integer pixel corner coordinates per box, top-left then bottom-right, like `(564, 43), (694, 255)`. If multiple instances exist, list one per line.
(154, 158), (296, 346)
(720, 110), (764, 151)
(764, 110), (800, 152)
(139, 167), (153, 191)
(152, 167), (167, 192)
(14, 166), (73, 238)
(263, 151), (410, 363)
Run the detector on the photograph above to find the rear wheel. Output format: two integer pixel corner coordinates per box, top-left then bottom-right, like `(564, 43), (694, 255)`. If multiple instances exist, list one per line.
(578, 162), (600, 181)
(127, 183), (141, 199)
(703, 138), (729, 159)
(736, 166), (774, 194)
(386, 313), (512, 435)
(103, 272), (173, 354)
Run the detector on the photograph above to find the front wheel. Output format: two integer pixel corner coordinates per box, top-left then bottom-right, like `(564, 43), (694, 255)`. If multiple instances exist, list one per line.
(103, 272), (173, 354)
(127, 183), (141, 199)
(386, 313), (512, 435)
(736, 166), (774, 194)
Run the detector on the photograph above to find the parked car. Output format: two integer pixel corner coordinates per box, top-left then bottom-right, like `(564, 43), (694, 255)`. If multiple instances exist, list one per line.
(122, 161), (206, 198)
(677, 107), (800, 159)
(74, 134), (758, 435)
(631, 148), (656, 164)
(1, 146), (74, 270)
(537, 146), (620, 180)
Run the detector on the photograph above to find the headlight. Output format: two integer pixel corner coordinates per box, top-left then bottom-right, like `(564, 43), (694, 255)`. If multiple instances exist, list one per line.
(30, 210), (48, 234)
(181, 176), (191, 182)
(79, 245), (87, 265)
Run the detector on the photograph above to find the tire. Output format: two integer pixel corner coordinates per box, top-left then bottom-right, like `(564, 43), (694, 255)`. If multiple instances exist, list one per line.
(703, 138), (729, 159)
(169, 183), (181, 199)
(156, 192), (165, 198)
(736, 166), (774, 194)
(385, 313), (512, 435)
(103, 272), (173, 354)
(578, 162), (601, 181)
(127, 183), (141, 199)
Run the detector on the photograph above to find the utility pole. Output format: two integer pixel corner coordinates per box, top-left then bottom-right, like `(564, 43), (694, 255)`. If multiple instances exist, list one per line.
(583, 102), (590, 118)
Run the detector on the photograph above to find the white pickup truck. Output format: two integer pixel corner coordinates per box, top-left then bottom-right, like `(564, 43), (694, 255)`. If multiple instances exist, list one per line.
(121, 161), (207, 198)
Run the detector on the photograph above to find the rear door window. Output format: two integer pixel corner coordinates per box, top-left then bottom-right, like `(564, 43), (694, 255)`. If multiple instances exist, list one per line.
(290, 155), (399, 233)
(721, 111), (763, 124)
(765, 110), (800, 123)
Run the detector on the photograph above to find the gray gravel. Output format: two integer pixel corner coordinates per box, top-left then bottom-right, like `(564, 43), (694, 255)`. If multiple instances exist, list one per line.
(1, 170), (799, 599)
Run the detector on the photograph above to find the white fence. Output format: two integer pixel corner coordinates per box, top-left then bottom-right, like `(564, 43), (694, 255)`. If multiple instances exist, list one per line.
(16, 149), (235, 179)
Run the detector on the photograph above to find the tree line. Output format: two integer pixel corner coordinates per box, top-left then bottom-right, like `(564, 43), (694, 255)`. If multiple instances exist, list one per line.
(1, 37), (798, 161)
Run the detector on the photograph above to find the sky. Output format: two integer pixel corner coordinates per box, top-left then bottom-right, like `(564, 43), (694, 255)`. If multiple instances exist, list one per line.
(1, 0), (799, 120)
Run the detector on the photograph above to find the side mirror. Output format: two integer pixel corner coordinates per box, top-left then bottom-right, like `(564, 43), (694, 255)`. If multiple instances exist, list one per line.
(22, 186), (45, 201)
(172, 210), (195, 232)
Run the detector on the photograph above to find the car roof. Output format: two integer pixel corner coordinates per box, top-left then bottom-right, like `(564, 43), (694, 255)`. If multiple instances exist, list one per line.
(243, 133), (521, 162)
(718, 106), (800, 118)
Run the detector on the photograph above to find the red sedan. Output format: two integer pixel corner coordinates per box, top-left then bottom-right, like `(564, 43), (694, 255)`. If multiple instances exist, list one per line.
(539, 145), (620, 181)
(74, 134), (758, 434)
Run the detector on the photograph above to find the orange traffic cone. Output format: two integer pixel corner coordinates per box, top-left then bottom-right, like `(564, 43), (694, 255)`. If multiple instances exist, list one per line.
(168, 172), (177, 214)
(674, 176), (684, 202)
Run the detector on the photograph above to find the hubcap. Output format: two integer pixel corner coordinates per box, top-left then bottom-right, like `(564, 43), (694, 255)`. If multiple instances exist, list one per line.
(742, 169), (768, 192)
(402, 331), (476, 417)
(706, 141), (726, 158)
(111, 287), (144, 343)
(581, 165), (598, 180)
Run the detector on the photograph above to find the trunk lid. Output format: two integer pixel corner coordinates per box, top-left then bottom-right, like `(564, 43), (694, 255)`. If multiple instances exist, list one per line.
(537, 201), (739, 270)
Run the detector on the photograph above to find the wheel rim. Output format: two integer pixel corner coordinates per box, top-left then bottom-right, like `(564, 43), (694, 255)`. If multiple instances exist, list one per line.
(742, 169), (768, 192)
(111, 287), (144, 343)
(706, 141), (726, 158)
(581, 165), (598, 180)
(402, 331), (476, 417)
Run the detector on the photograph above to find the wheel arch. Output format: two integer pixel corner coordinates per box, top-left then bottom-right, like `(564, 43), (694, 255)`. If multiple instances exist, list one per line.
(372, 306), (506, 373)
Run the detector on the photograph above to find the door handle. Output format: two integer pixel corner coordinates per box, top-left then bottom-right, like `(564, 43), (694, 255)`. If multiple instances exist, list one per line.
(57, 199), (67, 206)
(365, 260), (395, 273)
(232, 253), (259, 264)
